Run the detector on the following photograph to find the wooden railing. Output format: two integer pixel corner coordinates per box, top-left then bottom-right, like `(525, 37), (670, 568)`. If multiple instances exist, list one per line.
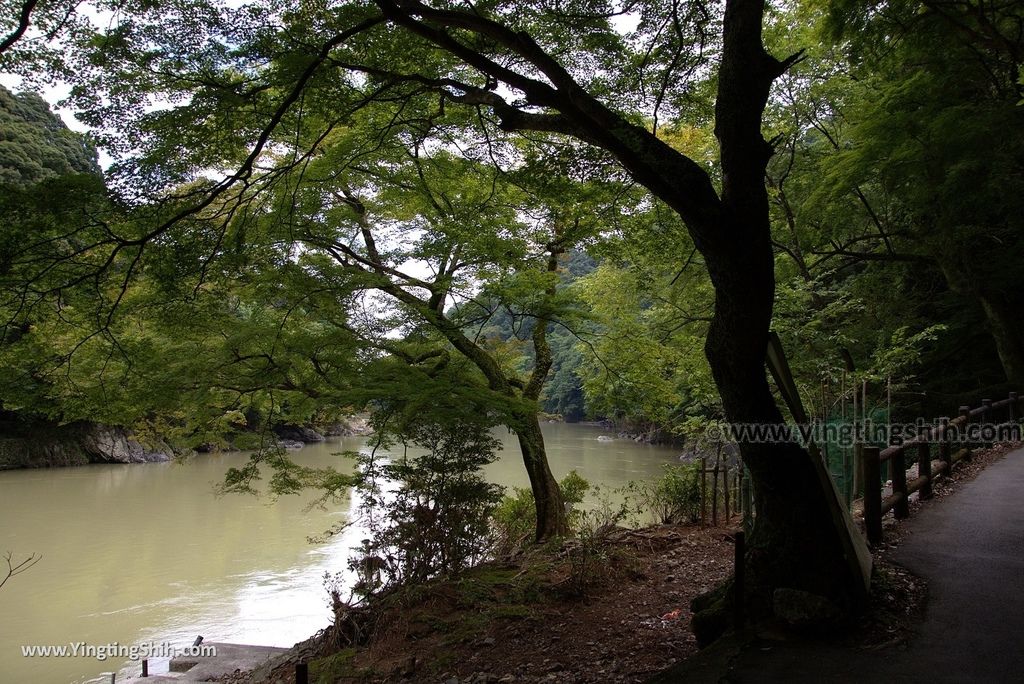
(860, 392), (1021, 545)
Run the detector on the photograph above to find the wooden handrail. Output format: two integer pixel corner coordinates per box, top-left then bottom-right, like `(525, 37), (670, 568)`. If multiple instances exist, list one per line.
(878, 396), (1018, 463)
(861, 393), (1021, 546)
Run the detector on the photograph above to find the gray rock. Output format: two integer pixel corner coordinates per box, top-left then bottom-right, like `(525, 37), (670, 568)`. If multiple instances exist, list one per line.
(274, 425), (325, 443)
(323, 415), (373, 437)
(772, 587), (842, 628)
(470, 674), (499, 683)
(1, 420), (174, 469)
(79, 424), (173, 463)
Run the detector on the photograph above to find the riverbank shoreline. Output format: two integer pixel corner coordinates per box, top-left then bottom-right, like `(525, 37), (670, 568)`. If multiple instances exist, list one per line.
(0, 422), (683, 684)
(208, 440), (1022, 684)
(213, 523), (736, 684)
(0, 414), (373, 470)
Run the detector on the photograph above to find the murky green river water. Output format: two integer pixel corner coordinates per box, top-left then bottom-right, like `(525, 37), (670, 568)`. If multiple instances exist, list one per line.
(0, 423), (678, 683)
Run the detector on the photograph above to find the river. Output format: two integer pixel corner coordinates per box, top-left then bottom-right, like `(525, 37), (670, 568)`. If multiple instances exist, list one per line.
(0, 423), (679, 683)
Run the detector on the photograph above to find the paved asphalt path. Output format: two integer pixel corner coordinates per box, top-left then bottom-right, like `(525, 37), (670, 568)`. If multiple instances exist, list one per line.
(653, 447), (1024, 683)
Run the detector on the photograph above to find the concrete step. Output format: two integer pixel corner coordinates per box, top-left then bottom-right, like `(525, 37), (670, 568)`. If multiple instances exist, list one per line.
(120, 642), (289, 683)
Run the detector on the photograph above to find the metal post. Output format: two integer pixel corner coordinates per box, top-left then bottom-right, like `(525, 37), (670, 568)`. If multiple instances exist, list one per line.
(741, 467), (752, 535)
(296, 662), (309, 684)
(142, 659), (149, 678)
(862, 379), (868, 439)
(700, 456), (707, 526)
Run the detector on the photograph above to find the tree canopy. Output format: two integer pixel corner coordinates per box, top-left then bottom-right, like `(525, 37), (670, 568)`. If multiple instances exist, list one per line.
(3, 0), (1023, 644)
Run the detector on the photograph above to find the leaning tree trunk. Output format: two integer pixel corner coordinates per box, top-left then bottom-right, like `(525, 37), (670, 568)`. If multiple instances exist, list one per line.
(377, 0), (865, 640)
(514, 410), (569, 541)
(514, 240), (569, 542)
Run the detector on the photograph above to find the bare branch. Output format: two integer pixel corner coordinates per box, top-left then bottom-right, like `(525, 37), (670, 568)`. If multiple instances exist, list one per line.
(0, 551), (41, 591)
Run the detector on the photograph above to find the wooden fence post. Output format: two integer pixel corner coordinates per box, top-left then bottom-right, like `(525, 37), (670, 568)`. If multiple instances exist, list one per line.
(862, 446), (882, 546)
(700, 457), (707, 526)
(734, 530), (745, 630)
(939, 417), (952, 472)
(712, 458), (720, 526)
(892, 449), (909, 519)
(296, 662), (309, 684)
(918, 441), (932, 500)
(959, 405), (972, 452)
(852, 443), (864, 497)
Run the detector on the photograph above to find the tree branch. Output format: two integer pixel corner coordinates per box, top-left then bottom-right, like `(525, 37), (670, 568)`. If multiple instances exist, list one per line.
(0, 0), (38, 55)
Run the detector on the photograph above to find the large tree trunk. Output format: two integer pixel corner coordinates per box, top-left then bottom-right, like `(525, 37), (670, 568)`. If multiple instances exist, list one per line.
(514, 410), (569, 541)
(687, 0), (864, 644)
(978, 292), (1024, 388)
(378, 0), (863, 641)
(935, 257), (1024, 387)
(692, 219), (861, 643)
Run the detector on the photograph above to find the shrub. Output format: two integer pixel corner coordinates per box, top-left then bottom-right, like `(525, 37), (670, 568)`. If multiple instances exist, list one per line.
(627, 462), (702, 524)
(492, 470), (590, 552)
(348, 415), (504, 598)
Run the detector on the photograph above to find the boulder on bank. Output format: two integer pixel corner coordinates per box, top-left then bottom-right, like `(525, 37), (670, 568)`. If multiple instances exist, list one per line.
(79, 424), (174, 463)
(273, 424), (325, 443)
(323, 415), (373, 437)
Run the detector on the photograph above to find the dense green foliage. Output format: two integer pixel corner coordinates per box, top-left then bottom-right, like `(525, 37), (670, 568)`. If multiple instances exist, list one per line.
(626, 463), (704, 525)
(4, 1), (1021, 446)
(2, 1), (1023, 635)
(347, 411), (505, 596)
(492, 470), (590, 552)
(0, 85), (98, 184)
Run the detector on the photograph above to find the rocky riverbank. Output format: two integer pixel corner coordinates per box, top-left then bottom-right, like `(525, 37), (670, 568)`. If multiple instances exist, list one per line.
(0, 419), (173, 469)
(0, 414), (374, 469)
